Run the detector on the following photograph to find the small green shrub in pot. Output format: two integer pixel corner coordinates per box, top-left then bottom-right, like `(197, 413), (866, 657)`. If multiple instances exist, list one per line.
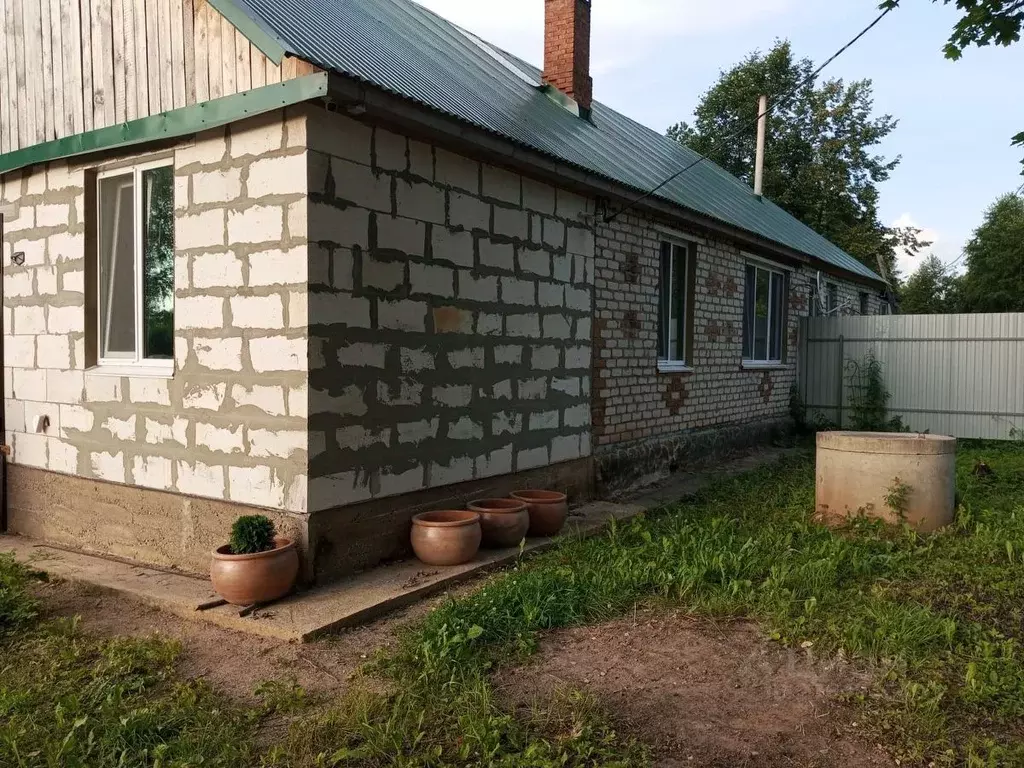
(212, 514), (299, 605)
(229, 515), (277, 555)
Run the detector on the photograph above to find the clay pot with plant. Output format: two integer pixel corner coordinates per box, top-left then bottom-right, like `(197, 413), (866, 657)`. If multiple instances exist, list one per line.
(210, 515), (299, 606)
(510, 490), (569, 537)
(467, 498), (529, 548)
(410, 510), (482, 566)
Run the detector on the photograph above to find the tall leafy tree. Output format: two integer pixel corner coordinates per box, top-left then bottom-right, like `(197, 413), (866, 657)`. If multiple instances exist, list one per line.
(899, 254), (959, 313)
(959, 193), (1024, 311)
(881, 0), (1024, 171)
(668, 41), (924, 280)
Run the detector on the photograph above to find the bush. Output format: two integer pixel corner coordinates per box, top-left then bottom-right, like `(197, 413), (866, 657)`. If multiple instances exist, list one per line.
(846, 351), (908, 432)
(229, 515), (276, 555)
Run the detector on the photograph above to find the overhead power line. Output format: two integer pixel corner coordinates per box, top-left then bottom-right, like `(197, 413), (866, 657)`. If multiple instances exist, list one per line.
(603, 5), (897, 224)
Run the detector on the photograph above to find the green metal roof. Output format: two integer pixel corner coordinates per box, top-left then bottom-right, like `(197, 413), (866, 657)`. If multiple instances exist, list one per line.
(228, 0), (883, 283)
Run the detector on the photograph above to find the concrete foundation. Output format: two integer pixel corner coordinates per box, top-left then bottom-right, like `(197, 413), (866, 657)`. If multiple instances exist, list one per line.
(815, 431), (956, 531)
(5, 463), (310, 577)
(595, 418), (788, 493)
(308, 456), (593, 582)
(5, 457), (593, 584)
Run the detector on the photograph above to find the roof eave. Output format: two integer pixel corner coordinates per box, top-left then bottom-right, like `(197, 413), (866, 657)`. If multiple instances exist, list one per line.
(324, 73), (887, 289)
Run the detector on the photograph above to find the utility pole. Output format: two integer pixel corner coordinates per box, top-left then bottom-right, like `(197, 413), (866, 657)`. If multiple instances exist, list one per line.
(754, 94), (767, 197)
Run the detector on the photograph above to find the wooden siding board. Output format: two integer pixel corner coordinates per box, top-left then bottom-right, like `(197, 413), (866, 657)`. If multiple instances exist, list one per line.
(38, 0), (55, 141)
(145, 0), (160, 113)
(194, 0), (209, 102)
(80, 0), (94, 131)
(132, 0), (148, 120)
(265, 56), (281, 84)
(2, 0), (13, 150)
(13, 0), (31, 146)
(157, 0), (174, 112)
(182, 0), (195, 103)
(169, 0), (185, 109)
(250, 45), (266, 89)
(111, 0), (126, 124)
(221, 10), (235, 96)
(60, 0), (84, 136)
(26, 0), (44, 143)
(235, 28), (250, 92)
(122, 0), (137, 121)
(0, 0), (10, 152)
(207, 3), (222, 99)
(92, 0), (117, 128)
(47, 0), (67, 137)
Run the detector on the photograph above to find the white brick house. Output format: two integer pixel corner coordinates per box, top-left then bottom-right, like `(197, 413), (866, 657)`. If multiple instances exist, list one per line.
(0, 0), (887, 582)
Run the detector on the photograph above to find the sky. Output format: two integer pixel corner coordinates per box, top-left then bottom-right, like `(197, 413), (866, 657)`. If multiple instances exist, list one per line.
(414, 0), (1024, 279)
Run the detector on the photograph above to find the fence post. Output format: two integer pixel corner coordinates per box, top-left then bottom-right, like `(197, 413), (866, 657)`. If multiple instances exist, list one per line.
(836, 334), (845, 428)
(798, 319), (807, 400)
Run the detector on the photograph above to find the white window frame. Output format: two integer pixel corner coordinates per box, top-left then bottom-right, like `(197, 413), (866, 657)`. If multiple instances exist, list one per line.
(94, 158), (175, 378)
(657, 240), (693, 373)
(742, 261), (787, 369)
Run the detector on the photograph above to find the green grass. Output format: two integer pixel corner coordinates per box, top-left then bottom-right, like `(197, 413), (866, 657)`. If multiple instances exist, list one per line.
(0, 555), (258, 768)
(4, 441), (1024, 766)
(270, 441), (1024, 767)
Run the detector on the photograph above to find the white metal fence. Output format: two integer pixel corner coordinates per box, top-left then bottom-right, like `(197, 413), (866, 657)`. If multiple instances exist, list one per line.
(798, 313), (1024, 439)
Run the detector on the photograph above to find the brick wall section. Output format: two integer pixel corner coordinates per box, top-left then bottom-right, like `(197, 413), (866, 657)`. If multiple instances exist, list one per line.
(303, 108), (595, 516)
(592, 211), (884, 489)
(1, 109), (310, 566)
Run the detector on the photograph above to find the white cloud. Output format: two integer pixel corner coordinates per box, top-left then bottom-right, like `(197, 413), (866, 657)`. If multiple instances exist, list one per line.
(891, 213), (966, 278)
(414, 0), (796, 74)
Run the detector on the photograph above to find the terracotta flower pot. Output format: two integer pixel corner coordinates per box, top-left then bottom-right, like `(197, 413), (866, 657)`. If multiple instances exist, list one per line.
(210, 536), (299, 606)
(511, 490), (569, 537)
(411, 510), (482, 566)
(467, 498), (530, 548)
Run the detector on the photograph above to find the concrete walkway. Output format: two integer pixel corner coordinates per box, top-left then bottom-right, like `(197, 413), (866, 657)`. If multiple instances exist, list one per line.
(0, 447), (791, 641)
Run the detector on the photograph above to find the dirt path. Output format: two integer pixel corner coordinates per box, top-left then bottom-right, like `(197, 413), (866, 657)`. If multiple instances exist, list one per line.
(497, 612), (892, 768)
(33, 578), (892, 765)
(32, 577), (436, 703)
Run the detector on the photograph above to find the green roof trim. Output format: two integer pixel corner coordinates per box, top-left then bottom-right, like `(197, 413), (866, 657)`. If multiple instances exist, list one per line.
(207, 0), (289, 65)
(0, 74), (329, 175)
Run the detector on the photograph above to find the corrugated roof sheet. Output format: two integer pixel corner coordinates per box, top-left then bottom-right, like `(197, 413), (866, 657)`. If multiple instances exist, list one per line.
(231, 0), (883, 282)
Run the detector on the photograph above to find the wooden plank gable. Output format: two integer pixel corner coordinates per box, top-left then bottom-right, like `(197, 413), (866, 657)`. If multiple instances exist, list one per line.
(0, 0), (320, 155)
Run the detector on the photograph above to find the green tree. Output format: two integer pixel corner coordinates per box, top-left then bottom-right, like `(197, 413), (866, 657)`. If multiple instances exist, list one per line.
(881, 1), (1024, 170)
(899, 254), (959, 313)
(668, 41), (925, 280)
(959, 193), (1024, 311)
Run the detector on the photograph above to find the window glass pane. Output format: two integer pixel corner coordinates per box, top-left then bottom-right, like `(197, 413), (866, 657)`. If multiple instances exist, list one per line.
(769, 271), (784, 361)
(658, 243), (671, 359)
(859, 292), (869, 315)
(743, 264), (755, 358)
(827, 283), (838, 313)
(669, 246), (686, 361)
(753, 267), (769, 361)
(142, 166), (174, 360)
(99, 174), (136, 359)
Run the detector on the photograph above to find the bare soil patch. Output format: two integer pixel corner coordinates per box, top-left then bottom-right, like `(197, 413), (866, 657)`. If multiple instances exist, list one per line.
(31, 577), (437, 703)
(497, 612), (892, 768)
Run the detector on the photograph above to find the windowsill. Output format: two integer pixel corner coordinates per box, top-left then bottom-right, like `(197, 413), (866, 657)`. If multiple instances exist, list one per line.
(87, 363), (175, 379)
(657, 361), (694, 374)
(741, 360), (788, 371)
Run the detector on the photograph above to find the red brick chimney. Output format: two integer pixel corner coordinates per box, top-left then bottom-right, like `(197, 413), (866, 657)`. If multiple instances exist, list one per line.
(543, 0), (593, 112)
